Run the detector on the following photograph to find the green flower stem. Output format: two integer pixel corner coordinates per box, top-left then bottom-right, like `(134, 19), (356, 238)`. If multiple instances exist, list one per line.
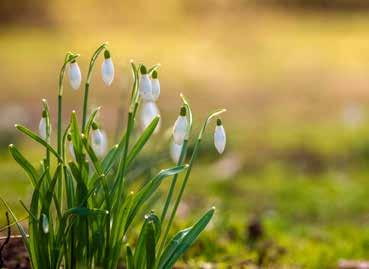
(82, 42), (108, 131)
(158, 109), (226, 256)
(160, 139), (188, 223)
(160, 93), (193, 223)
(57, 52), (79, 205)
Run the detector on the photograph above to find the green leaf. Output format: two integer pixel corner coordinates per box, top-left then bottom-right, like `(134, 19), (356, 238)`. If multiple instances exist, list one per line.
(145, 220), (156, 269)
(133, 212), (159, 269)
(125, 165), (188, 232)
(15, 124), (62, 161)
(126, 116), (160, 166)
(70, 111), (84, 163)
(8, 144), (38, 186)
(126, 245), (135, 269)
(158, 207), (215, 269)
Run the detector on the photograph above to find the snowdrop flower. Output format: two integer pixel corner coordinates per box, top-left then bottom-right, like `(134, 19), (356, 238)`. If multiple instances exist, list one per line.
(101, 50), (114, 86)
(151, 70), (160, 101)
(68, 60), (82, 90)
(140, 101), (160, 133)
(38, 111), (47, 140)
(91, 124), (108, 158)
(139, 65), (153, 101)
(214, 118), (226, 154)
(170, 141), (183, 163)
(172, 106), (187, 145)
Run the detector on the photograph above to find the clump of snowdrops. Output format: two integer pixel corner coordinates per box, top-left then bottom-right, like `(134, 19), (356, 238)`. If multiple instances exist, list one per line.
(3, 42), (226, 269)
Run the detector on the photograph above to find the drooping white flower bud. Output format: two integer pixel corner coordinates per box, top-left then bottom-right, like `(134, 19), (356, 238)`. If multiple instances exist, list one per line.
(41, 214), (49, 234)
(68, 61), (82, 90)
(214, 118), (226, 154)
(172, 106), (187, 145)
(151, 70), (160, 101)
(101, 50), (114, 86)
(170, 141), (183, 163)
(91, 124), (107, 158)
(139, 65), (153, 101)
(38, 111), (47, 140)
(140, 101), (161, 133)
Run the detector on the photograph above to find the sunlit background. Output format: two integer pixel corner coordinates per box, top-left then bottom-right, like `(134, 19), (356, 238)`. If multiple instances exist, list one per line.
(2, 0), (369, 267)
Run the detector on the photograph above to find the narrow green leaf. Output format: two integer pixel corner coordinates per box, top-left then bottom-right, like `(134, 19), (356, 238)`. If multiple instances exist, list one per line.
(15, 124), (62, 161)
(126, 245), (135, 269)
(158, 207), (215, 269)
(125, 165), (188, 232)
(8, 144), (38, 186)
(126, 116), (160, 166)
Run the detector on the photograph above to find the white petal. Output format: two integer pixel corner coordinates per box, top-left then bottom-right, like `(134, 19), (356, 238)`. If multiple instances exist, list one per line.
(139, 75), (153, 101)
(69, 142), (76, 160)
(172, 116), (187, 145)
(101, 58), (114, 86)
(41, 214), (49, 234)
(92, 130), (107, 158)
(140, 101), (160, 133)
(170, 141), (183, 163)
(38, 117), (47, 140)
(68, 62), (82, 90)
(214, 125), (226, 154)
(151, 79), (160, 101)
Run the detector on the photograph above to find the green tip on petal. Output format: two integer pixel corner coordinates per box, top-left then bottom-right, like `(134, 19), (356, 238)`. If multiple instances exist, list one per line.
(152, 70), (158, 79)
(42, 110), (47, 118)
(180, 106), (186, 116)
(67, 133), (72, 141)
(216, 118), (222, 126)
(140, 65), (147, 75)
(92, 122), (99, 130)
(104, 50), (111, 59)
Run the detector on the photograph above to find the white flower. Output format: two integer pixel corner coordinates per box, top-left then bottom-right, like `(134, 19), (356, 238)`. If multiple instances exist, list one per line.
(139, 65), (153, 101)
(91, 129), (107, 158)
(151, 71), (160, 101)
(170, 141), (183, 163)
(172, 107), (187, 145)
(140, 101), (160, 133)
(69, 142), (76, 160)
(41, 214), (49, 234)
(214, 119), (226, 154)
(101, 50), (114, 86)
(38, 116), (47, 140)
(68, 61), (82, 90)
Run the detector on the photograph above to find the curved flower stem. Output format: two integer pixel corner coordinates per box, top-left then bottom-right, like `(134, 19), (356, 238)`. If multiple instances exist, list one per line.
(57, 52), (79, 204)
(160, 94), (193, 223)
(82, 42), (108, 132)
(157, 108), (226, 257)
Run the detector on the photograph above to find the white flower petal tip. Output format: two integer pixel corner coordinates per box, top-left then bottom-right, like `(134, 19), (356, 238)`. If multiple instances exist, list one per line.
(214, 120), (226, 154)
(91, 129), (108, 158)
(68, 62), (82, 90)
(170, 141), (183, 163)
(172, 107), (188, 145)
(38, 117), (47, 140)
(151, 70), (160, 101)
(140, 101), (161, 133)
(101, 58), (115, 86)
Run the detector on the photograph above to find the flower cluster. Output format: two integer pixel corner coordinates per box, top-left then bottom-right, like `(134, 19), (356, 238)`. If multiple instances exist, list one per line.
(8, 42), (227, 269)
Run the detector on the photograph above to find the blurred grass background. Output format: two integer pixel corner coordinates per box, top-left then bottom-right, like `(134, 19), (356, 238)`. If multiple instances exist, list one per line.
(2, 0), (369, 267)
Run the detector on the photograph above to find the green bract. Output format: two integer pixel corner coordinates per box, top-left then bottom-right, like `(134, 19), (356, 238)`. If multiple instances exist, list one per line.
(3, 43), (225, 269)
